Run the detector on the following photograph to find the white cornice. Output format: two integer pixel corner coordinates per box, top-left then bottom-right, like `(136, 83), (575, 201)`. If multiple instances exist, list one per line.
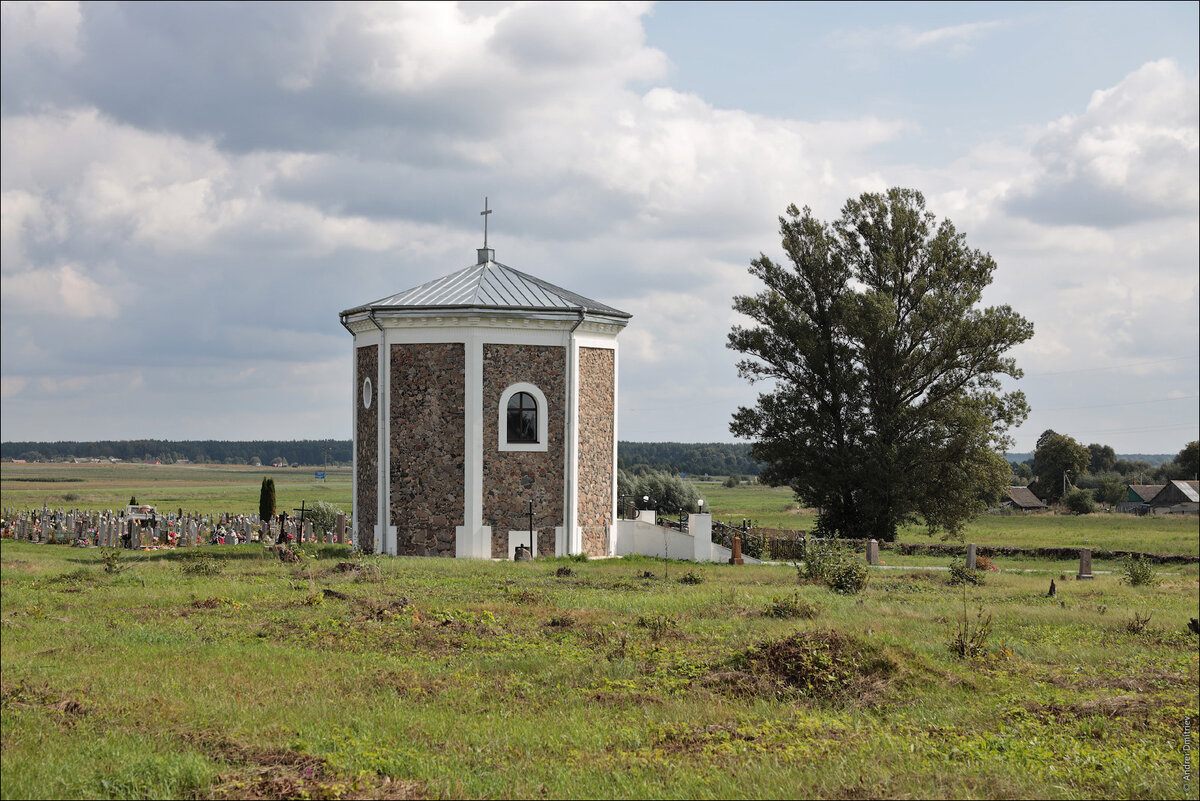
(344, 312), (623, 338)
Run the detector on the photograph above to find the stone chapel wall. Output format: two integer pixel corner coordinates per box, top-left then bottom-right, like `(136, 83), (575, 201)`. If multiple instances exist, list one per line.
(389, 343), (465, 556)
(577, 346), (615, 557)
(355, 344), (378, 552)
(482, 343), (566, 558)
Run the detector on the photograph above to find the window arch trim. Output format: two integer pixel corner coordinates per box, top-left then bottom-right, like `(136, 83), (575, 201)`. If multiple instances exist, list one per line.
(498, 382), (548, 452)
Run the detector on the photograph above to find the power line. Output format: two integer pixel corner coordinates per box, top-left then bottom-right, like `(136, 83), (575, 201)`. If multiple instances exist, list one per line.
(1038, 394), (1200, 413)
(1022, 356), (1195, 378)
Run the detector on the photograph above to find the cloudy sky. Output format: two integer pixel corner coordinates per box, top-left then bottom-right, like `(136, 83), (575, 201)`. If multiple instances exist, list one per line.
(2, 1), (1197, 454)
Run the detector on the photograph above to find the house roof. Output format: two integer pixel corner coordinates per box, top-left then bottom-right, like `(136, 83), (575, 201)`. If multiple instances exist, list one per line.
(1005, 486), (1047, 509)
(1127, 484), (1165, 503)
(1149, 479), (1200, 505)
(341, 254), (630, 322)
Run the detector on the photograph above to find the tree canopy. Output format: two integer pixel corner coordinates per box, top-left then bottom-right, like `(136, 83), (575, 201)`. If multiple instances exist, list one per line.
(1031, 431), (1090, 501)
(728, 188), (1032, 541)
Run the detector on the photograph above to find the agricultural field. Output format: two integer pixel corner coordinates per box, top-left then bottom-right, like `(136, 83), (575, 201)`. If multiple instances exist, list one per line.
(1, 541), (1197, 799)
(0, 462), (351, 519)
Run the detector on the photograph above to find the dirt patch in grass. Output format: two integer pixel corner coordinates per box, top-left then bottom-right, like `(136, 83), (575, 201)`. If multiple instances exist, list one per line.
(589, 691), (664, 707)
(0, 680), (89, 725)
(1021, 694), (1168, 731)
(194, 735), (423, 800)
(1044, 667), (1190, 693)
(701, 629), (897, 704)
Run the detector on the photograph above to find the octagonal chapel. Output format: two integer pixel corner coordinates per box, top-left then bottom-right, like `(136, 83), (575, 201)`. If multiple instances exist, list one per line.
(339, 245), (630, 558)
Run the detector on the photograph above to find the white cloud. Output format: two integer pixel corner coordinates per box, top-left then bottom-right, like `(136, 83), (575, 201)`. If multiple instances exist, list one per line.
(1, 263), (119, 319)
(1005, 59), (1199, 227)
(0, 0), (82, 62)
(828, 19), (1010, 59)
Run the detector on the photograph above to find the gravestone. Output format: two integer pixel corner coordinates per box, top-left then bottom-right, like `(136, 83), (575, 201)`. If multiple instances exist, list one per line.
(1076, 548), (1094, 580)
(335, 514), (346, 545)
(966, 543), (977, 570)
(866, 539), (879, 565)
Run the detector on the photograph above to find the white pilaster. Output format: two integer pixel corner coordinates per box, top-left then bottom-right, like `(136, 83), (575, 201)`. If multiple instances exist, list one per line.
(379, 328), (392, 555)
(567, 331), (582, 554)
(459, 333), (489, 558)
(690, 513), (713, 562)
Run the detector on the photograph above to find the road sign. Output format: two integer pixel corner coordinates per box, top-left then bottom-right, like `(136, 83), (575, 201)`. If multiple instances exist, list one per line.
(314, 472), (325, 480)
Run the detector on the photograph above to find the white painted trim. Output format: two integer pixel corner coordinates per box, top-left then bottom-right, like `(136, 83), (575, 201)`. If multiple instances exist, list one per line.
(567, 332), (582, 554)
(351, 339), (358, 550)
(611, 341), (619, 552)
(554, 525), (566, 557)
(460, 335), (487, 558)
(379, 330), (391, 555)
(497, 382), (549, 452)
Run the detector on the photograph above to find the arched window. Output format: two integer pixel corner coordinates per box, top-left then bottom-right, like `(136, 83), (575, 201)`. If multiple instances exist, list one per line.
(507, 392), (538, 443)
(498, 383), (548, 452)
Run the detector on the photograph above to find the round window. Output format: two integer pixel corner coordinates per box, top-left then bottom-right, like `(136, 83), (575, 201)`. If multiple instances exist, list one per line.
(362, 377), (373, 409)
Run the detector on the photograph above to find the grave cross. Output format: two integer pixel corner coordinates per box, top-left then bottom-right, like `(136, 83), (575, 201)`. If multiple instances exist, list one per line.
(480, 197), (492, 248)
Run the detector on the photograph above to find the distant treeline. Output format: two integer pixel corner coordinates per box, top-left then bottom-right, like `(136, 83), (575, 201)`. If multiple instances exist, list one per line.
(1, 440), (351, 466)
(1004, 452), (1174, 467)
(617, 442), (762, 477)
(4, 439), (764, 477)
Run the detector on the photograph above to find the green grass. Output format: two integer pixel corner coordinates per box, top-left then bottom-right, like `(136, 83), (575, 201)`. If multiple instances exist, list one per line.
(698, 483), (1200, 555)
(2, 541), (1197, 799)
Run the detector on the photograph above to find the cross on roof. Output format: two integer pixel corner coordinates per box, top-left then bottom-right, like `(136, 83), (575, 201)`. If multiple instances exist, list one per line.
(481, 197), (492, 248)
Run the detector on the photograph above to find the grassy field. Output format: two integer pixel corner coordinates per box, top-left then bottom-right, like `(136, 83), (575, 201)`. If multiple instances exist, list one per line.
(2, 541), (1197, 799)
(698, 483), (1200, 556)
(0, 462), (351, 518)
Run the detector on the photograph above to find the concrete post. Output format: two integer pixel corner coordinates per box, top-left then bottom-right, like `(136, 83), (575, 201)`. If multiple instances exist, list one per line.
(966, 543), (977, 570)
(1077, 548), (1094, 580)
(690, 513), (712, 562)
(866, 539), (879, 565)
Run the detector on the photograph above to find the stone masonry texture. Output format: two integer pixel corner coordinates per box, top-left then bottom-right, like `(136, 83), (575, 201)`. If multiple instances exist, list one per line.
(482, 344), (565, 558)
(355, 345), (378, 553)
(390, 343), (465, 556)
(578, 347), (615, 556)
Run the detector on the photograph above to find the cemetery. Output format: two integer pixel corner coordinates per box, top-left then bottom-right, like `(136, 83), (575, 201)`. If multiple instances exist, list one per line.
(2, 247), (1196, 800)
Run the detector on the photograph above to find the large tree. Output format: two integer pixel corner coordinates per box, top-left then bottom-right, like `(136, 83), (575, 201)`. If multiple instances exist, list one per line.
(1173, 440), (1199, 480)
(1030, 431), (1089, 502)
(729, 188), (1032, 541)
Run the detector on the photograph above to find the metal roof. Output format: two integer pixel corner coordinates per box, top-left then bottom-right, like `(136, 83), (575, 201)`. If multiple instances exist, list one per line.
(343, 258), (630, 320)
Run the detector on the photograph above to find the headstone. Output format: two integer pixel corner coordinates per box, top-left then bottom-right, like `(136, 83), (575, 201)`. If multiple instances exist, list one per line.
(728, 535), (745, 566)
(866, 539), (879, 565)
(966, 543), (977, 570)
(336, 514), (346, 545)
(303, 521), (313, 543)
(1076, 548), (1094, 580)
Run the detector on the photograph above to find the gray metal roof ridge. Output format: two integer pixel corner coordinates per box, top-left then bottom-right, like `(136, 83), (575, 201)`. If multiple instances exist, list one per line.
(341, 260), (631, 319)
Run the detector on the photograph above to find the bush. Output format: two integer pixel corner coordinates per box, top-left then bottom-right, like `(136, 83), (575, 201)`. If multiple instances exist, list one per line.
(948, 613), (993, 659)
(948, 563), (984, 586)
(617, 468), (701, 513)
(797, 540), (869, 594)
(178, 554), (224, 576)
(1120, 554), (1159, 586)
(763, 592), (820, 619)
(677, 570), (703, 585)
(1063, 488), (1095, 515)
(723, 474), (741, 488)
(305, 501), (344, 540)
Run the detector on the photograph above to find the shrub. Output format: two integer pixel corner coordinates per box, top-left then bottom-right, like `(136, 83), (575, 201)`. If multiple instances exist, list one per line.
(797, 539), (869, 594)
(948, 613), (993, 659)
(677, 570), (703, 585)
(1063, 488), (1095, 515)
(1124, 612), (1152, 634)
(1120, 554), (1159, 586)
(723, 474), (741, 488)
(178, 555), (224, 576)
(948, 563), (984, 586)
(763, 591), (820, 619)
